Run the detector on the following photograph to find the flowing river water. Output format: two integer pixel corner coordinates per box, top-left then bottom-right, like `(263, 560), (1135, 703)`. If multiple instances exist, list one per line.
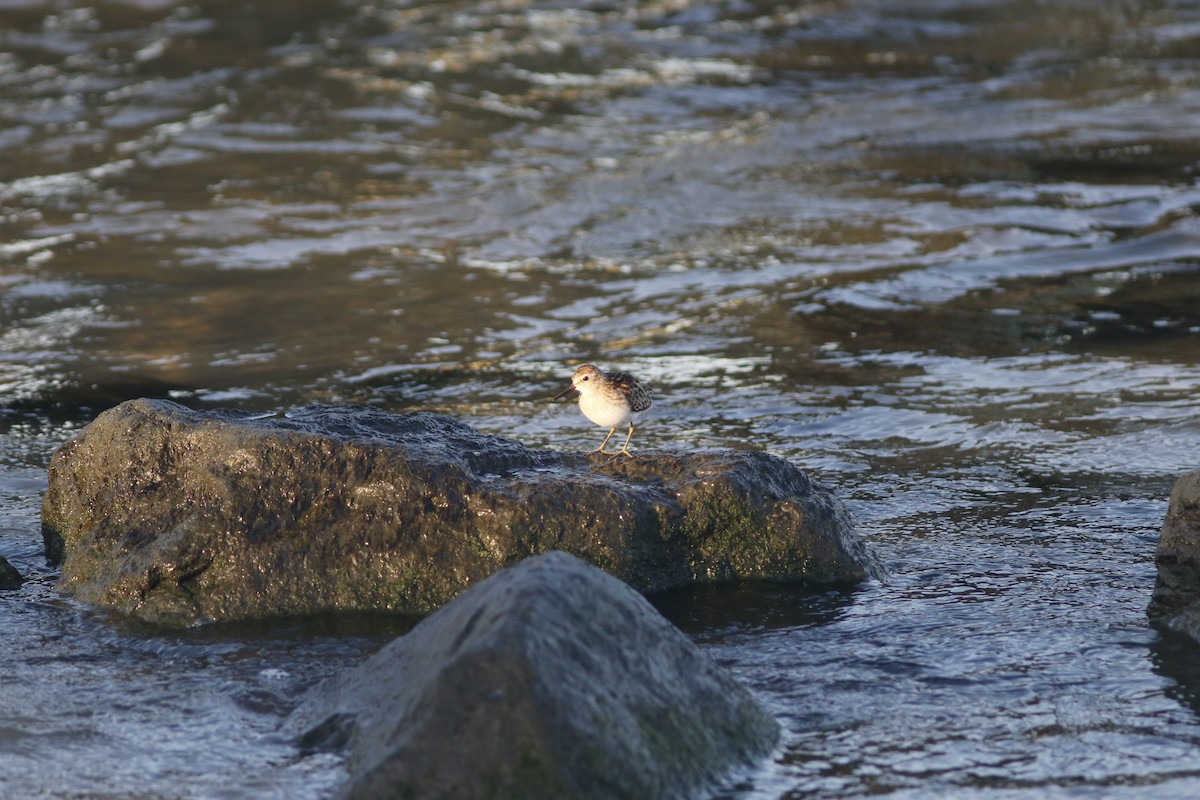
(3, 0), (1200, 797)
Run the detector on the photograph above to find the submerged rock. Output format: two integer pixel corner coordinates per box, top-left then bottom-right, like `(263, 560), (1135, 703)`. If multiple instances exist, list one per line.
(289, 550), (780, 800)
(41, 398), (879, 625)
(0, 556), (22, 590)
(1149, 470), (1200, 639)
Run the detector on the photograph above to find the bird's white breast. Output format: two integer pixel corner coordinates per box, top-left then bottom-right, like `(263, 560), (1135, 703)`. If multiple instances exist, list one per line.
(578, 389), (636, 428)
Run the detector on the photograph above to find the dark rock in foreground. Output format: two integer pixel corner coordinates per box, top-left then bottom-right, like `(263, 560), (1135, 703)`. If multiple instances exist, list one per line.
(1149, 470), (1200, 639)
(288, 550), (780, 800)
(0, 556), (22, 590)
(42, 398), (880, 625)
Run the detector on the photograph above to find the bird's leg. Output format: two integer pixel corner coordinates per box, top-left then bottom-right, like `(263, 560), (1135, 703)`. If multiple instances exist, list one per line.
(591, 426), (617, 454)
(615, 423), (636, 457)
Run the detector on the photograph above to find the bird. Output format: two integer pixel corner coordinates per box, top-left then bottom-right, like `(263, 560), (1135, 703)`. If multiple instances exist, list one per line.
(553, 364), (653, 457)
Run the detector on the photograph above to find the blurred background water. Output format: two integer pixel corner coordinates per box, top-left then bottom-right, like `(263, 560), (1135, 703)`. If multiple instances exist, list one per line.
(3, 0), (1200, 797)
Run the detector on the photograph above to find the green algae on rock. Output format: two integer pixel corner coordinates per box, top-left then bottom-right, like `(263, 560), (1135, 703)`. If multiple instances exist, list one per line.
(41, 398), (880, 626)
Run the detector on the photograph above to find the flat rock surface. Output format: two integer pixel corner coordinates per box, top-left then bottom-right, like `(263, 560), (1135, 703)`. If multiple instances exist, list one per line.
(1149, 470), (1200, 639)
(288, 550), (780, 800)
(41, 398), (880, 625)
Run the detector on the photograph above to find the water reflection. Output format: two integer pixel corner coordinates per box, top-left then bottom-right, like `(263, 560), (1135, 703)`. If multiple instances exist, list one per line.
(651, 581), (860, 642)
(1153, 631), (1200, 722)
(3, 0), (1199, 415)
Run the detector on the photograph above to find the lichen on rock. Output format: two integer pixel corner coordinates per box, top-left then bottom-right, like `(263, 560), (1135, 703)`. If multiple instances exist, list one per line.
(41, 398), (881, 625)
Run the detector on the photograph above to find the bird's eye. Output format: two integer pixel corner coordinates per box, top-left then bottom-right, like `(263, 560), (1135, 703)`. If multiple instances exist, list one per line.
(582, 375), (589, 381)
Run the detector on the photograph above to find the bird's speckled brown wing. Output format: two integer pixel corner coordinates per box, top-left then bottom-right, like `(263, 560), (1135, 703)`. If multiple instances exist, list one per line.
(607, 371), (653, 413)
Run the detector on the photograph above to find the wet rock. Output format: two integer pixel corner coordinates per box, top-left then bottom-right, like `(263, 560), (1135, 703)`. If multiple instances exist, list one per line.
(0, 556), (22, 590)
(1148, 470), (1200, 639)
(41, 398), (879, 625)
(288, 550), (780, 800)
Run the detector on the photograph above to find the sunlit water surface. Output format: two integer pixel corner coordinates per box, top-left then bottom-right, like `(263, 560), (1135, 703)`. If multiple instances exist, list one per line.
(3, 0), (1200, 797)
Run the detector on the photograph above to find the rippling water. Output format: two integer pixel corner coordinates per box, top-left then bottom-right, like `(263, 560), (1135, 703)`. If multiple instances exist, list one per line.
(4, 0), (1200, 797)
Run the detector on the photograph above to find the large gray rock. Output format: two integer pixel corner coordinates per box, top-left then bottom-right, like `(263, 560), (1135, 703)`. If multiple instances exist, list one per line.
(1149, 470), (1200, 638)
(42, 398), (880, 625)
(288, 550), (780, 800)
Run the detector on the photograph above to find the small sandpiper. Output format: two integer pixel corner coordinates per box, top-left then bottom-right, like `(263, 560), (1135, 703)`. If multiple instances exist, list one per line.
(554, 364), (653, 457)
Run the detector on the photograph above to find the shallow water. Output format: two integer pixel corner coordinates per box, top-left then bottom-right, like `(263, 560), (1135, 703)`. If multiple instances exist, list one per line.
(3, 0), (1200, 797)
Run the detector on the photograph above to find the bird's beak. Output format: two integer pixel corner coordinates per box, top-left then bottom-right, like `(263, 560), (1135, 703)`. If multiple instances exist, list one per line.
(553, 383), (576, 401)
